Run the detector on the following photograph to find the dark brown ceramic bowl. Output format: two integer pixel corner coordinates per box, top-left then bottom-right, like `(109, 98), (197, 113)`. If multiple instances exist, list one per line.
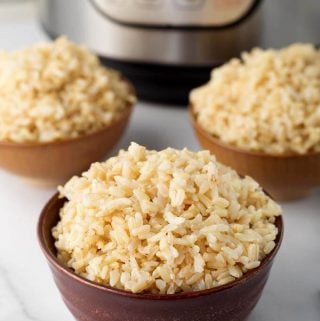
(38, 193), (283, 321)
(190, 106), (320, 201)
(0, 81), (135, 185)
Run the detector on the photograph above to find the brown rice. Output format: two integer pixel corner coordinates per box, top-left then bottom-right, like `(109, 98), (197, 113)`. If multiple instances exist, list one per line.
(52, 143), (281, 294)
(191, 44), (320, 154)
(0, 37), (135, 143)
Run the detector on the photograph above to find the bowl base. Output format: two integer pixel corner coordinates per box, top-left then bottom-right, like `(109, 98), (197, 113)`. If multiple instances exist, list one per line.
(269, 187), (311, 202)
(22, 177), (63, 188)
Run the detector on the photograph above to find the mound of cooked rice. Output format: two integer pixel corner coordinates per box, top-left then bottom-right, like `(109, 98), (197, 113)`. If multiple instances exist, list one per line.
(52, 143), (281, 294)
(0, 37), (135, 143)
(191, 44), (320, 154)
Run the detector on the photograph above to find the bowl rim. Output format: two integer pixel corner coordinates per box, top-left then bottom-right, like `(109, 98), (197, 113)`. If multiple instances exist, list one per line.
(38, 192), (284, 301)
(189, 104), (320, 158)
(0, 77), (135, 149)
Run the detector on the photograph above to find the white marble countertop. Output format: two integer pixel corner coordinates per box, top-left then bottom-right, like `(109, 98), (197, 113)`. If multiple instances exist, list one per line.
(0, 2), (319, 321)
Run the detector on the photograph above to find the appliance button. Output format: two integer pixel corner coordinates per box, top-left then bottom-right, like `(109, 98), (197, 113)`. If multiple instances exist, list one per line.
(135, 0), (163, 8)
(100, 0), (127, 7)
(174, 0), (204, 8)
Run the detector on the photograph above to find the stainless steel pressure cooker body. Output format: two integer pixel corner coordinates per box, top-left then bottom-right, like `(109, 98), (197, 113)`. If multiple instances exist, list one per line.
(39, 0), (263, 104)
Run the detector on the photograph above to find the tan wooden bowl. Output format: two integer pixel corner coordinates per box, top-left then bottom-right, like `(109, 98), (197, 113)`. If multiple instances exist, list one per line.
(0, 84), (135, 185)
(190, 106), (320, 201)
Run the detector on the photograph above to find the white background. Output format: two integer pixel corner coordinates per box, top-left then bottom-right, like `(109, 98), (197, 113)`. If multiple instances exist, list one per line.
(0, 2), (319, 321)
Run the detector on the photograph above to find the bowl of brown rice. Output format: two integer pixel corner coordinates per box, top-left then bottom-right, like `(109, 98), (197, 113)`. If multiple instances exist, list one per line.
(0, 37), (136, 184)
(190, 44), (320, 201)
(38, 143), (283, 321)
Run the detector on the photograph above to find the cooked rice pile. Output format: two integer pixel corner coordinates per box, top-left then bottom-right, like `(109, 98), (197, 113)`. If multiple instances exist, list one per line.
(0, 37), (135, 143)
(191, 44), (320, 154)
(53, 143), (281, 294)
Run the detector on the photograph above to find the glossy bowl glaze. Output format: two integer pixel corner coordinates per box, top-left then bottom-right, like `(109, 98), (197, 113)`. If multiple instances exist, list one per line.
(190, 106), (320, 201)
(38, 193), (283, 321)
(0, 81), (135, 185)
